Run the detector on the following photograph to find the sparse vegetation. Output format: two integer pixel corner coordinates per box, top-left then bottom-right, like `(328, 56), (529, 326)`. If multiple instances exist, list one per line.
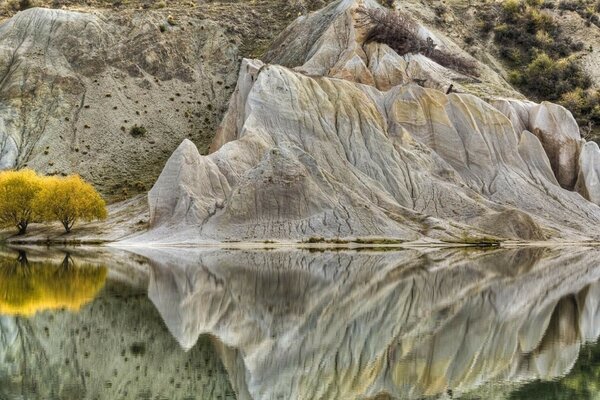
(129, 124), (147, 137)
(557, 0), (600, 27)
(485, 0), (600, 138)
(356, 6), (479, 76)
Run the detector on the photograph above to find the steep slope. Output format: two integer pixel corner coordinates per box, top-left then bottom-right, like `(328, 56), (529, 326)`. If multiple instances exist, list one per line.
(140, 0), (600, 243)
(0, 1), (332, 199)
(138, 246), (600, 400)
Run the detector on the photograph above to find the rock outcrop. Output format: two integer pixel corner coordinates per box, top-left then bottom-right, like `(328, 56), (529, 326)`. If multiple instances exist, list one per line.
(576, 141), (600, 205)
(140, 0), (600, 243)
(138, 246), (600, 400)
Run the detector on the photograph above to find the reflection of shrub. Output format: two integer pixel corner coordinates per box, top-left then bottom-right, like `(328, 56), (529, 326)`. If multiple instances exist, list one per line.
(0, 254), (107, 316)
(357, 7), (479, 76)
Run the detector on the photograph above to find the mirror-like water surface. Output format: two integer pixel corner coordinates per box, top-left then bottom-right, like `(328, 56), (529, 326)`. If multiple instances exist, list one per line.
(0, 246), (599, 400)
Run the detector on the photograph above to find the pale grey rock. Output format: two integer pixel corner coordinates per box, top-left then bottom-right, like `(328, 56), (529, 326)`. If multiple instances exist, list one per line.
(492, 99), (583, 190)
(576, 141), (600, 205)
(518, 130), (559, 186)
(0, 7), (241, 195)
(148, 139), (230, 229)
(136, 246), (600, 400)
(265, 0), (517, 97)
(211, 59), (266, 153)
(490, 98), (537, 140)
(138, 0), (600, 244)
(140, 63), (599, 242)
(529, 102), (582, 189)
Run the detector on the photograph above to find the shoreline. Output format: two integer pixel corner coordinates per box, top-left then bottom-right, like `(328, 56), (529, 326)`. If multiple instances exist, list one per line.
(3, 237), (600, 250)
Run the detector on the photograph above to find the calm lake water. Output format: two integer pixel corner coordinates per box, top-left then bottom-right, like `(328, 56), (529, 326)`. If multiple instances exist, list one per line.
(0, 245), (599, 400)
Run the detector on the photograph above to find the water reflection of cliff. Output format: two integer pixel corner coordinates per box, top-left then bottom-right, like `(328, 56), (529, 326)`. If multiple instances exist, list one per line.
(0, 247), (234, 400)
(139, 247), (600, 400)
(0, 250), (107, 316)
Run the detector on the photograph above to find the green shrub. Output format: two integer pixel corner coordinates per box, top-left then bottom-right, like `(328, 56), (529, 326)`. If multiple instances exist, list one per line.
(129, 125), (147, 137)
(503, 0), (523, 15)
(490, 0), (597, 137)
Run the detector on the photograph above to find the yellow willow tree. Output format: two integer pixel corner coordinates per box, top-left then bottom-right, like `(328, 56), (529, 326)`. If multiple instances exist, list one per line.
(34, 175), (107, 233)
(0, 169), (44, 235)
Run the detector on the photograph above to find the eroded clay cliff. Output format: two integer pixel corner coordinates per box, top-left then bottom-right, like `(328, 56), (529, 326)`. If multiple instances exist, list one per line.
(141, 0), (600, 243)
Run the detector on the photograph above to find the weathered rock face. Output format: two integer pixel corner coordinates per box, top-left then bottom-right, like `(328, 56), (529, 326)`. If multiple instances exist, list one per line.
(576, 141), (600, 205)
(141, 0), (600, 243)
(0, 1), (326, 198)
(491, 99), (584, 190)
(138, 246), (600, 400)
(0, 7), (240, 196)
(264, 0), (518, 98)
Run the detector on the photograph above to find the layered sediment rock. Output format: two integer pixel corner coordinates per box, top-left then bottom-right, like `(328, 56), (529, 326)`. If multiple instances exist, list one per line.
(142, 0), (600, 243)
(139, 246), (600, 400)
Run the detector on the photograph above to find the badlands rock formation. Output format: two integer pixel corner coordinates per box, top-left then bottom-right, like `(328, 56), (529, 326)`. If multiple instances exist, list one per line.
(143, 0), (600, 243)
(139, 246), (600, 400)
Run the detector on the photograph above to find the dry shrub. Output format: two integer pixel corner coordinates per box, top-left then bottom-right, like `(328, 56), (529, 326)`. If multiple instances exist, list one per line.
(429, 50), (479, 77)
(357, 7), (479, 76)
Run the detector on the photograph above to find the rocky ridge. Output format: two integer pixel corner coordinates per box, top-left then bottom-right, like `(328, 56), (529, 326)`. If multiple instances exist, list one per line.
(140, 0), (600, 244)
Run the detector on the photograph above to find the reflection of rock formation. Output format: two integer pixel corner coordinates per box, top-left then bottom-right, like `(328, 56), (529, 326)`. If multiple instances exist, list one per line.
(0, 249), (234, 400)
(0, 252), (107, 316)
(140, 247), (600, 400)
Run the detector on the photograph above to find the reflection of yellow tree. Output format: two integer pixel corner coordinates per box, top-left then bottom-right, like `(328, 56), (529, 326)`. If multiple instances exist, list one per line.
(0, 253), (107, 317)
